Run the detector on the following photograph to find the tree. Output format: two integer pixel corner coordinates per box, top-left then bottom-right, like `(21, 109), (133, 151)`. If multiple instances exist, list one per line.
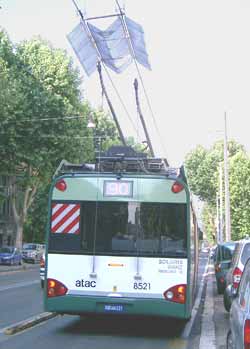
(185, 140), (244, 204)
(229, 151), (250, 240)
(0, 33), (93, 248)
(185, 139), (247, 241)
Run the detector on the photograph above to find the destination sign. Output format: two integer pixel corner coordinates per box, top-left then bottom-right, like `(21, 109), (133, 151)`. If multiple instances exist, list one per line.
(104, 181), (133, 197)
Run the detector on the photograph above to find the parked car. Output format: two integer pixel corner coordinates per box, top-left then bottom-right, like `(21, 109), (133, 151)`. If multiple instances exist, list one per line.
(226, 257), (250, 349)
(224, 238), (250, 312)
(0, 246), (22, 265)
(40, 252), (45, 288)
(213, 241), (236, 294)
(22, 243), (44, 263)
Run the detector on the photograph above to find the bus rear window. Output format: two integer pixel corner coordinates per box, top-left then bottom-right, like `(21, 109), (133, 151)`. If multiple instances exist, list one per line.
(49, 201), (187, 257)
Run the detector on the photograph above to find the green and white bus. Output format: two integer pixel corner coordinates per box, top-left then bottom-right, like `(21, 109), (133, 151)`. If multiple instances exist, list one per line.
(44, 146), (198, 320)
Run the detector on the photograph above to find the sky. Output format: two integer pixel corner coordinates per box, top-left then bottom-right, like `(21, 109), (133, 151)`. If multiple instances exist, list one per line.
(1, 0), (250, 166)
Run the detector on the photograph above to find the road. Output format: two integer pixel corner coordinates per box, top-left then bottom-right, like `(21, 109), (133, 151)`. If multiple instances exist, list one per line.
(0, 267), (42, 329)
(0, 254), (209, 349)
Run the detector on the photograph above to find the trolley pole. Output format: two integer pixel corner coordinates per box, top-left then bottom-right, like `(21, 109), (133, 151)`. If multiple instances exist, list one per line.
(224, 112), (231, 241)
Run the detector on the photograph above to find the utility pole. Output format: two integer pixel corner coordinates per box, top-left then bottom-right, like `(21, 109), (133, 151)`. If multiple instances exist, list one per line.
(224, 112), (231, 241)
(216, 192), (220, 243)
(219, 162), (224, 242)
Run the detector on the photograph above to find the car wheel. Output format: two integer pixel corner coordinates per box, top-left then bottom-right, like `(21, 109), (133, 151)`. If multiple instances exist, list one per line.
(226, 330), (235, 349)
(19, 259), (22, 265)
(224, 291), (231, 312)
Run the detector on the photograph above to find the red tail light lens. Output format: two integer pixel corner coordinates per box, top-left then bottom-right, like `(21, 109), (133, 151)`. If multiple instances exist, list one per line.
(55, 179), (67, 192)
(163, 284), (186, 304)
(233, 267), (242, 289)
(47, 278), (68, 297)
(171, 181), (184, 193)
(244, 319), (250, 349)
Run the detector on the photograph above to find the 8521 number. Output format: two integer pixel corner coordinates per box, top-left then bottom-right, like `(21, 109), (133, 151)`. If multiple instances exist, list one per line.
(133, 282), (151, 290)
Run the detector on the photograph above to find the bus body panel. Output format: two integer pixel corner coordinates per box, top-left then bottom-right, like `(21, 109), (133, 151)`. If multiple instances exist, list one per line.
(47, 254), (187, 298)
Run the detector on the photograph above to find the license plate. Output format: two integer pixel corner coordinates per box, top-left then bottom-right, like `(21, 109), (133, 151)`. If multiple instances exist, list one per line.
(104, 304), (124, 312)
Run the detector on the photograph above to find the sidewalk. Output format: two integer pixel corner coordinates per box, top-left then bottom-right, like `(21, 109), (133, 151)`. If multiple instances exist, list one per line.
(199, 261), (229, 349)
(0, 262), (39, 273)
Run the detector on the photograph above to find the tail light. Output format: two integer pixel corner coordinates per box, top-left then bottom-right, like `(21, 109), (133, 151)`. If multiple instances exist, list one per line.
(244, 319), (250, 349)
(233, 267), (242, 290)
(171, 181), (184, 193)
(219, 277), (225, 284)
(40, 255), (45, 268)
(163, 284), (186, 304)
(55, 179), (67, 192)
(47, 278), (68, 297)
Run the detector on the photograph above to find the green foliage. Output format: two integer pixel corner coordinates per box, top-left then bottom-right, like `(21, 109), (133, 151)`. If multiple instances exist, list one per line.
(185, 140), (244, 205)
(202, 203), (216, 244)
(0, 32), (94, 245)
(229, 151), (250, 240)
(185, 139), (248, 242)
(90, 109), (120, 156)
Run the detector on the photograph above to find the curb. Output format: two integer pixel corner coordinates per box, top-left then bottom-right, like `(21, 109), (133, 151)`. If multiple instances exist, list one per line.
(199, 263), (216, 349)
(3, 312), (58, 335)
(181, 254), (210, 339)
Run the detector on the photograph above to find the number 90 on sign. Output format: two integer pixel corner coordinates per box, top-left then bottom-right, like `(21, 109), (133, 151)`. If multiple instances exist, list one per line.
(104, 181), (133, 197)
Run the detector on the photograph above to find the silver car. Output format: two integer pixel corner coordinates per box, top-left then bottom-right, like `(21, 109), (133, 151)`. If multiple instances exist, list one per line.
(22, 243), (44, 263)
(224, 239), (250, 312)
(227, 257), (250, 349)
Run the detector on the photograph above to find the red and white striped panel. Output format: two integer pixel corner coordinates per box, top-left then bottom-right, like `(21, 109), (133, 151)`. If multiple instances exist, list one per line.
(51, 203), (80, 234)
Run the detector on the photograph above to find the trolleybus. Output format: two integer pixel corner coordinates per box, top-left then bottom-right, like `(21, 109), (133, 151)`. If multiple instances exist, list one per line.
(44, 146), (199, 320)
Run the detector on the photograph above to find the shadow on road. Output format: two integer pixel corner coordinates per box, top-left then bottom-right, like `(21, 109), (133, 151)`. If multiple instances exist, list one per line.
(57, 315), (186, 339)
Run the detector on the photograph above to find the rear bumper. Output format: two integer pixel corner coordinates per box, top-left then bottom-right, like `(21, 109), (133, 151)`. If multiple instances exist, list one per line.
(45, 294), (189, 319)
(22, 257), (36, 263)
(0, 259), (12, 265)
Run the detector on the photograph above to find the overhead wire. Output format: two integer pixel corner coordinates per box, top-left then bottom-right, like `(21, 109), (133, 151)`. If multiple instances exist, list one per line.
(0, 115), (84, 124)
